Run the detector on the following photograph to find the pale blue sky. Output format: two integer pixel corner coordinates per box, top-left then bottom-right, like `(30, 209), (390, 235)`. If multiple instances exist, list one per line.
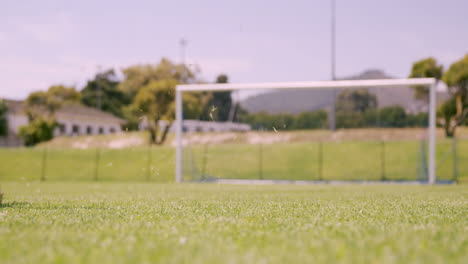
(1, 0), (467, 99)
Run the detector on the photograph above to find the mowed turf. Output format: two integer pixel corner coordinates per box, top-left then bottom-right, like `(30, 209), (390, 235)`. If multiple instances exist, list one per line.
(0, 147), (175, 182)
(0, 183), (466, 264)
(1, 138), (467, 182)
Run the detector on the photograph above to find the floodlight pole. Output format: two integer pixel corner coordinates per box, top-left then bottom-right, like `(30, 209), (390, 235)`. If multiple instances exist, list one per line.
(176, 38), (187, 183)
(428, 82), (436, 184)
(331, 0), (336, 81)
(180, 38), (187, 82)
(329, 0), (337, 131)
(175, 89), (183, 183)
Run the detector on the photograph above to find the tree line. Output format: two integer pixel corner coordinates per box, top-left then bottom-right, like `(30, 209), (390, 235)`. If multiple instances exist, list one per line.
(240, 54), (467, 135)
(409, 55), (468, 137)
(1, 53), (466, 145)
(8, 58), (235, 145)
(239, 105), (428, 131)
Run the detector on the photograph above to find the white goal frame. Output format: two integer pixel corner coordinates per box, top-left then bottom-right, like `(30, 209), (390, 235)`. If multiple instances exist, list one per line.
(175, 78), (437, 184)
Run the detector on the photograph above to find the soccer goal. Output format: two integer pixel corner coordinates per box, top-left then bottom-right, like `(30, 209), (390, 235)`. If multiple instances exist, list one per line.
(175, 78), (442, 184)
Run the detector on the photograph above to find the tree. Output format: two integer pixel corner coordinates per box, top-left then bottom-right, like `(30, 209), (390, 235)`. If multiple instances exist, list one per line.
(211, 74), (232, 121)
(441, 54), (468, 137)
(19, 85), (80, 145)
(126, 79), (202, 144)
(25, 85), (80, 119)
(182, 93), (204, 120)
(239, 111), (328, 131)
(336, 89), (377, 128)
(293, 111), (327, 129)
(48, 85), (81, 103)
(0, 99), (7, 136)
(216, 74), (228, 84)
(81, 69), (130, 118)
(18, 118), (56, 146)
(118, 58), (197, 98)
(336, 89), (377, 113)
(128, 79), (176, 144)
(378, 106), (407, 128)
(409, 57), (443, 102)
(119, 59), (202, 130)
(200, 74), (233, 121)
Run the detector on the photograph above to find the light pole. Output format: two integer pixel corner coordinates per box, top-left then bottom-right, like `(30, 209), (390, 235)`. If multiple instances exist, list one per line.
(329, 0), (337, 131)
(180, 38), (187, 83)
(176, 38), (187, 183)
(331, 0), (336, 81)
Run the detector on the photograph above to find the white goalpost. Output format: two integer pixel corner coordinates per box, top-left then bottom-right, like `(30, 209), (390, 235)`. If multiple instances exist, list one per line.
(175, 78), (437, 184)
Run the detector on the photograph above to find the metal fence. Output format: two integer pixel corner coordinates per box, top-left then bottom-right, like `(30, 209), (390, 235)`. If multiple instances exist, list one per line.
(0, 138), (466, 183)
(183, 138), (466, 183)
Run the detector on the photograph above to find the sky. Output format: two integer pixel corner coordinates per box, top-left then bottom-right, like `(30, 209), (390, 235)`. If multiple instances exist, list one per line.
(1, 0), (467, 99)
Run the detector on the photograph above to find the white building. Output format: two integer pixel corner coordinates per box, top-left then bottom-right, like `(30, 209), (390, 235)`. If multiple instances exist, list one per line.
(2, 100), (126, 146)
(174, 120), (251, 133)
(139, 118), (251, 133)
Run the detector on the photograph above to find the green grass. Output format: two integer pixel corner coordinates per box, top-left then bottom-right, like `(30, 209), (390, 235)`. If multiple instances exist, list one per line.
(187, 138), (467, 182)
(189, 139), (468, 182)
(1, 138), (468, 182)
(0, 183), (466, 263)
(0, 147), (175, 182)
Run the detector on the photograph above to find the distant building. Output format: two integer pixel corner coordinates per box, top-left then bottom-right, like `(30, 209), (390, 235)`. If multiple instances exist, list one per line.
(139, 118), (251, 133)
(1, 100), (126, 146)
(175, 120), (251, 133)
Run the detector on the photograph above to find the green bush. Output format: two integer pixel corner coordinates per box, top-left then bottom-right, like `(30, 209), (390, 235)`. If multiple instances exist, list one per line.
(293, 111), (327, 129)
(378, 106), (407, 127)
(241, 111), (326, 131)
(240, 106), (428, 130)
(0, 99), (7, 136)
(337, 106), (427, 129)
(337, 112), (366, 128)
(19, 118), (57, 146)
(406, 112), (428, 127)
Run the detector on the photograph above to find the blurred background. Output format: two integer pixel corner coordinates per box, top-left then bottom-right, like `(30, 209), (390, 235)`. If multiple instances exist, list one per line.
(0, 0), (467, 183)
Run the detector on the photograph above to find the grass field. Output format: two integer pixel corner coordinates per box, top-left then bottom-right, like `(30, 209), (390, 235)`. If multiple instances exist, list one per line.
(0, 147), (175, 182)
(0, 183), (466, 263)
(188, 139), (468, 182)
(1, 138), (467, 182)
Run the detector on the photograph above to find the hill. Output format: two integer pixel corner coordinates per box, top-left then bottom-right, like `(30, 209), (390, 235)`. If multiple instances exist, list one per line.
(240, 70), (446, 114)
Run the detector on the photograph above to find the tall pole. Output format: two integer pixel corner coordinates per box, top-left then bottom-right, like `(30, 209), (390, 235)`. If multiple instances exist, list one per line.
(329, 0), (337, 131)
(175, 89), (183, 183)
(331, 0), (336, 81)
(176, 38), (187, 183)
(180, 38), (187, 83)
(428, 81), (437, 184)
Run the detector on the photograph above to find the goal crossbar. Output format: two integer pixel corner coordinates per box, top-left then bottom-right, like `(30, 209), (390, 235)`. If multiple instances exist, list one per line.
(175, 78), (437, 184)
(176, 78), (436, 92)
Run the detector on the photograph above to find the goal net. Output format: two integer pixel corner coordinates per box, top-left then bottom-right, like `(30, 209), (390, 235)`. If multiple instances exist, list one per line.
(175, 78), (446, 184)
